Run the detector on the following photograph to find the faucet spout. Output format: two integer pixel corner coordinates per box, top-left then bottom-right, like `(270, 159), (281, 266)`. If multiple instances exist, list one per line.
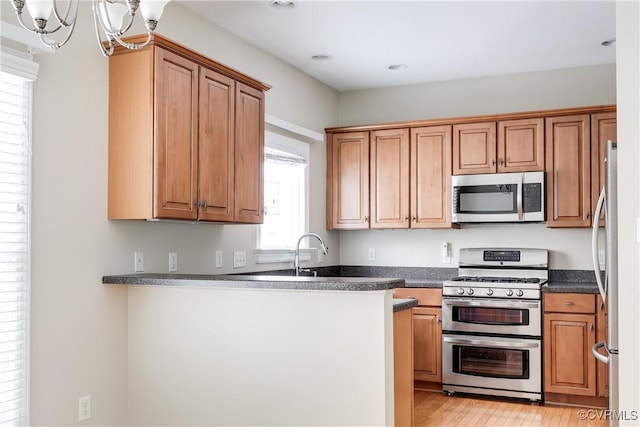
(294, 232), (328, 276)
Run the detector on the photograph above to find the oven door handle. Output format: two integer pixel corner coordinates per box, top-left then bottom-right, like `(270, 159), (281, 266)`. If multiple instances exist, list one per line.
(443, 336), (540, 349)
(443, 298), (539, 309)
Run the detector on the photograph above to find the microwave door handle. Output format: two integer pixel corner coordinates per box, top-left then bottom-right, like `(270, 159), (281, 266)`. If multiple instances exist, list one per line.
(516, 173), (523, 221)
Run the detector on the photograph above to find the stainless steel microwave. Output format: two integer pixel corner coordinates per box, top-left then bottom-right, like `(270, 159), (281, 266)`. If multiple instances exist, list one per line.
(451, 171), (545, 223)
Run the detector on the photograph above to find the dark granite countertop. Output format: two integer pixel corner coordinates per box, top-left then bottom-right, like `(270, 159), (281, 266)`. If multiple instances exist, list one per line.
(102, 273), (404, 291)
(393, 298), (419, 312)
(542, 281), (599, 294)
(544, 270), (600, 294)
(403, 279), (443, 289)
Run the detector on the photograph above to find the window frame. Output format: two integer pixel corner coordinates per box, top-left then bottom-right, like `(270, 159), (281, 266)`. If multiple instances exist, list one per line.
(256, 130), (310, 262)
(0, 45), (37, 427)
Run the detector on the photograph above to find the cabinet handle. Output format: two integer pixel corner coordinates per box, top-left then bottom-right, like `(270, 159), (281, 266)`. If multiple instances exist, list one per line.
(600, 301), (605, 311)
(437, 317), (442, 324)
(404, 215), (408, 222)
(499, 159), (504, 166)
(590, 324), (595, 333)
(565, 301), (575, 306)
(202, 200), (208, 210)
(364, 216), (369, 222)
(412, 216), (417, 222)
(585, 211), (590, 220)
(491, 159), (496, 166)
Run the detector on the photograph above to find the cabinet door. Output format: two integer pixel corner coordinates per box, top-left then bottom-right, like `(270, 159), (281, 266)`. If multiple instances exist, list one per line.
(545, 115), (591, 227)
(198, 68), (235, 222)
(452, 122), (496, 175)
(154, 48), (199, 220)
(497, 118), (544, 172)
(544, 312), (597, 396)
(411, 126), (454, 228)
(370, 129), (409, 229)
(234, 82), (265, 224)
(596, 296), (609, 397)
(591, 112), (617, 226)
(413, 307), (442, 383)
(327, 132), (370, 229)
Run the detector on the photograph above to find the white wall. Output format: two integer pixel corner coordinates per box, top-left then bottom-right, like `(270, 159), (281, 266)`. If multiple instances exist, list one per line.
(615, 1), (640, 421)
(16, 3), (339, 425)
(127, 286), (393, 426)
(336, 64), (616, 270)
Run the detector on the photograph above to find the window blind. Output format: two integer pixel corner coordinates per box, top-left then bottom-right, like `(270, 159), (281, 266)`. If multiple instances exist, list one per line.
(0, 68), (31, 426)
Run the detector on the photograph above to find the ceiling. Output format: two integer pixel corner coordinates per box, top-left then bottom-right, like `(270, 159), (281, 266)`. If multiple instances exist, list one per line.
(177, 1), (616, 92)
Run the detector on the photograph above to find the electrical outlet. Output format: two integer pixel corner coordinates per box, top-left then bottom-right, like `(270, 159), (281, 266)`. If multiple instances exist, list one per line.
(215, 250), (223, 268)
(317, 249), (324, 263)
(233, 251), (247, 268)
(169, 252), (178, 272)
(78, 395), (91, 421)
(598, 250), (605, 268)
(368, 248), (376, 262)
(134, 252), (144, 272)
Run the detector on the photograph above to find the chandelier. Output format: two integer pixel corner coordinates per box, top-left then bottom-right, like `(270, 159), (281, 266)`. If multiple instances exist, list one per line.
(10, 0), (171, 56)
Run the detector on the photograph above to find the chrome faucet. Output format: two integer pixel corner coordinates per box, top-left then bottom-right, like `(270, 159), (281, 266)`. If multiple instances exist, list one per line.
(294, 232), (328, 276)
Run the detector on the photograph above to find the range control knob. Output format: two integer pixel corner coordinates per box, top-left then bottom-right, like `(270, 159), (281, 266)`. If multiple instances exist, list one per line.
(505, 289), (514, 297)
(457, 288), (465, 295)
(486, 289), (494, 296)
(467, 288), (474, 296)
(516, 289), (524, 297)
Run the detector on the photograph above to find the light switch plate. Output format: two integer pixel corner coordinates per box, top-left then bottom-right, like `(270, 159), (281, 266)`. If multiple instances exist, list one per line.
(169, 252), (178, 272)
(215, 250), (223, 268)
(368, 248), (376, 262)
(134, 252), (144, 272)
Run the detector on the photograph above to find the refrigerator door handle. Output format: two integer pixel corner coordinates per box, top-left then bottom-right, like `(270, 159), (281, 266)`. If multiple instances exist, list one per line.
(592, 341), (610, 364)
(591, 187), (607, 302)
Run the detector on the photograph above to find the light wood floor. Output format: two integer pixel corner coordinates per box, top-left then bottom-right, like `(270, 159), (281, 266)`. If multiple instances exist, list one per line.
(414, 390), (607, 427)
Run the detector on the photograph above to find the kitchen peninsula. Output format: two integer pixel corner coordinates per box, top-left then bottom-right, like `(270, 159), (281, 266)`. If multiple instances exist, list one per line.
(103, 273), (406, 426)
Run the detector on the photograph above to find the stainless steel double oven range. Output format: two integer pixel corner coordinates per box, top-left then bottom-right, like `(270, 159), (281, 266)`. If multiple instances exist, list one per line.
(442, 248), (548, 402)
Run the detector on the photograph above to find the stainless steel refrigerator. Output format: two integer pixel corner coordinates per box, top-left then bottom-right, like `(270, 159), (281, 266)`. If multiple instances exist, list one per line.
(591, 140), (619, 426)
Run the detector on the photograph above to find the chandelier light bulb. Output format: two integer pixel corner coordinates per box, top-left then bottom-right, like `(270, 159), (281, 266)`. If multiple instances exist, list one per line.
(139, 0), (171, 22)
(97, 1), (128, 33)
(25, 0), (53, 20)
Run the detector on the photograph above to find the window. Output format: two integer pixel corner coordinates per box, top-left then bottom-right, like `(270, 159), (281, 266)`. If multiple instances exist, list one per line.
(258, 131), (309, 250)
(0, 47), (37, 426)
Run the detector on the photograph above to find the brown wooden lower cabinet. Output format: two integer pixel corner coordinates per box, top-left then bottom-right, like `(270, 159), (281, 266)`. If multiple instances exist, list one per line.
(393, 308), (414, 427)
(543, 293), (607, 407)
(393, 288), (442, 388)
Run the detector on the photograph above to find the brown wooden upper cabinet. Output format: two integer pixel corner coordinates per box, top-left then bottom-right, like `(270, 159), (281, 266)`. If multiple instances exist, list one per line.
(546, 112), (617, 228)
(546, 115), (592, 227)
(327, 132), (370, 229)
(411, 126), (453, 228)
(453, 118), (544, 175)
(107, 35), (269, 223)
(327, 126), (455, 230)
(370, 129), (410, 229)
(452, 122), (497, 174)
(591, 112), (617, 226)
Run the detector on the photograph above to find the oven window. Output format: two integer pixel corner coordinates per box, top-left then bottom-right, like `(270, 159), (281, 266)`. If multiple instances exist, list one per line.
(453, 345), (529, 379)
(453, 306), (530, 326)
(456, 185), (517, 214)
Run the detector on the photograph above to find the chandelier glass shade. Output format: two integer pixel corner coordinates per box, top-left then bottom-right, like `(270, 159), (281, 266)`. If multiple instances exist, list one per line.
(10, 0), (171, 56)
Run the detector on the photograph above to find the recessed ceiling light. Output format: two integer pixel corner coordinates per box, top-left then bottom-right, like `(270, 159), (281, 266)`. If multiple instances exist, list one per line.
(311, 54), (332, 61)
(388, 64), (408, 71)
(601, 38), (616, 47)
(270, 0), (296, 8)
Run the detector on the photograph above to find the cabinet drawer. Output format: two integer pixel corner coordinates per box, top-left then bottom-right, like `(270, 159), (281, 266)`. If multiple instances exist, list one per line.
(394, 288), (442, 306)
(544, 293), (595, 314)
